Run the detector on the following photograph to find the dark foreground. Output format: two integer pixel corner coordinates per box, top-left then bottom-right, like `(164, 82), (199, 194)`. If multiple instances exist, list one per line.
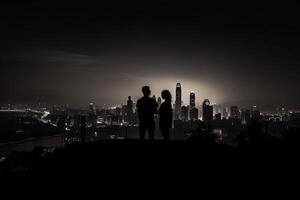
(1, 139), (300, 197)
(1, 139), (299, 179)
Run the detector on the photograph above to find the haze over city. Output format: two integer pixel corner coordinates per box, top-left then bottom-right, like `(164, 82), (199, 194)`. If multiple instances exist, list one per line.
(1, 2), (300, 107)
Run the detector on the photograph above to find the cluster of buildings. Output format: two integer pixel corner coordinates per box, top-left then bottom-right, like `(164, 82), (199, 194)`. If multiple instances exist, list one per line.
(1, 85), (299, 144)
(174, 83), (213, 124)
(173, 83), (261, 126)
(1, 83), (300, 135)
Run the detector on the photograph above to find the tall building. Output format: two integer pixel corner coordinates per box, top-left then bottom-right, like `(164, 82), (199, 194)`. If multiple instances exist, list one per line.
(186, 105), (190, 120)
(189, 91), (197, 121)
(190, 91), (195, 108)
(121, 105), (128, 121)
(190, 107), (199, 121)
(89, 102), (96, 116)
(202, 99), (213, 125)
(80, 116), (86, 144)
(223, 107), (229, 119)
(127, 96), (133, 123)
(241, 109), (251, 124)
(230, 106), (240, 119)
(214, 104), (222, 116)
(215, 113), (222, 121)
(181, 106), (188, 122)
(252, 110), (261, 121)
(175, 83), (182, 120)
(115, 107), (121, 116)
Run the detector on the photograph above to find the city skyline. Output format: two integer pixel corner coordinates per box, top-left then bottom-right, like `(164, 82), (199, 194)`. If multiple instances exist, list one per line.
(2, 82), (299, 115)
(2, 1), (300, 179)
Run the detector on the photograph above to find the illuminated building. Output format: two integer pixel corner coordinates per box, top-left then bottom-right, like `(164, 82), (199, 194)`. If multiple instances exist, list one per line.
(241, 109), (251, 124)
(175, 83), (182, 120)
(89, 102), (96, 116)
(190, 107), (198, 121)
(181, 106), (188, 122)
(252, 110), (261, 121)
(127, 96), (133, 123)
(223, 107), (229, 119)
(203, 99), (213, 125)
(230, 106), (240, 119)
(215, 113), (222, 121)
(190, 91), (195, 108)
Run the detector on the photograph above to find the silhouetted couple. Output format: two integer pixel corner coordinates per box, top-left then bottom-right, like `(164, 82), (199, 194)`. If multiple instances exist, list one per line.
(136, 86), (172, 140)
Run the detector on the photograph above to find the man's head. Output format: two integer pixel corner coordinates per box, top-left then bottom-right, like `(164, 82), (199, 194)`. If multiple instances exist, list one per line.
(142, 86), (151, 97)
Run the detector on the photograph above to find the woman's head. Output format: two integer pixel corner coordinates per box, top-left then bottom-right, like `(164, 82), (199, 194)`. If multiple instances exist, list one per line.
(161, 90), (172, 102)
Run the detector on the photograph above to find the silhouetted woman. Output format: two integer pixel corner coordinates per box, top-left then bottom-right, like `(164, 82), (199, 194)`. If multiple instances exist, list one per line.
(159, 90), (172, 140)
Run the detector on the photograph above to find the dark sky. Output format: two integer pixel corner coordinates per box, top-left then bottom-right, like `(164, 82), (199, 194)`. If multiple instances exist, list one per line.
(1, 1), (300, 107)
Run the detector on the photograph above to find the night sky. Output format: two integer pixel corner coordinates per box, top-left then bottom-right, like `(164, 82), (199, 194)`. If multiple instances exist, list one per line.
(1, 2), (300, 107)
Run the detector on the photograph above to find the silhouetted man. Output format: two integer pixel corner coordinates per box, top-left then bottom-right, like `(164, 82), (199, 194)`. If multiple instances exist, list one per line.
(136, 86), (158, 140)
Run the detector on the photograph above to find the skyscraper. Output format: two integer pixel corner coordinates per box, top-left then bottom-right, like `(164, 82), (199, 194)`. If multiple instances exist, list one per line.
(121, 105), (128, 121)
(190, 91), (195, 108)
(215, 113), (222, 121)
(202, 99), (213, 125)
(223, 107), (229, 119)
(190, 107), (199, 121)
(89, 102), (96, 116)
(127, 96), (133, 123)
(241, 109), (251, 124)
(189, 91), (197, 121)
(230, 106), (240, 119)
(175, 83), (182, 120)
(80, 116), (86, 144)
(181, 106), (188, 122)
(252, 110), (261, 121)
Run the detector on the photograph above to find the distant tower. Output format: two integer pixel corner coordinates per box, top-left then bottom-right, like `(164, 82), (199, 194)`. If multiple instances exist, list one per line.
(80, 116), (86, 144)
(241, 109), (251, 124)
(190, 91), (195, 108)
(89, 102), (96, 115)
(127, 96), (133, 123)
(190, 107), (199, 121)
(223, 107), (229, 119)
(181, 106), (188, 122)
(215, 113), (222, 121)
(175, 83), (182, 120)
(230, 106), (240, 119)
(121, 105), (128, 121)
(202, 99), (213, 125)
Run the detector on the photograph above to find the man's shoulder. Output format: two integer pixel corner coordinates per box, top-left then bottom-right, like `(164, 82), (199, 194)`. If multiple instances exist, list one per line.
(136, 98), (142, 106)
(137, 96), (157, 104)
(137, 97), (145, 102)
(137, 97), (146, 106)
